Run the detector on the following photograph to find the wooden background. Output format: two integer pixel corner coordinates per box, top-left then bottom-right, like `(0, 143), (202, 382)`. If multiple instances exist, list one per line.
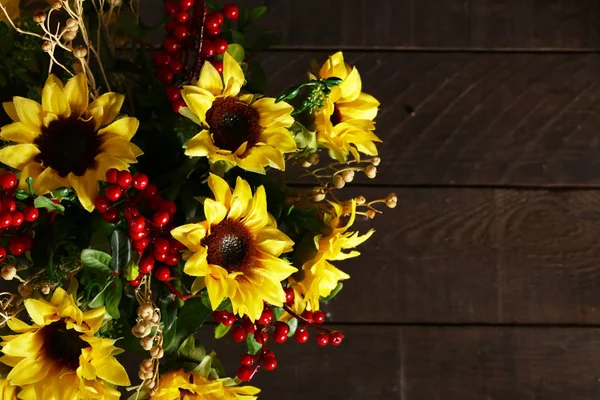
(196, 1), (600, 399)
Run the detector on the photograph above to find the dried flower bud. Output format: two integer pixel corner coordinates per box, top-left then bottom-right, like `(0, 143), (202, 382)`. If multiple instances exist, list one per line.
(67, 24), (79, 33)
(301, 159), (312, 168)
(365, 165), (377, 179)
(132, 321), (151, 338)
(51, 1), (62, 10)
(332, 174), (345, 189)
(41, 41), (52, 52)
(138, 303), (153, 319)
(63, 30), (77, 42)
(371, 157), (381, 166)
(73, 46), (87, 58)
(355, 195), (366, 205)
(142, 359), (154, 370)
(66, 18), (77, 29)
(40, 283), (51, 295)
(1, 265), (16, 281)
(312, 192), (326, 202)
(150, 345), (164, 359)
(109, 0), (123, 6)
(140, 336), (154, 351)
(150, 312), (160, 324)
(18, 283), (32, 299)
(33, 10), (47, 24)
(386, 193), (398, 209)
(138, 369), (147, 380)
(341, 170), (355, 183)
(146, 380), (156, 389)
(308, 153), (320, 165)
(366, 209), (377, 219)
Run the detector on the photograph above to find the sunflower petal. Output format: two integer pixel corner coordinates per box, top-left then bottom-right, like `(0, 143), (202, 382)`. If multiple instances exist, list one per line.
(69, 170), (99, 212)
(0, 122), (40, 143)
(337, 66), (362, 102)
(252, 97), (294, 129)
(182, 90), (214, 124)
(208, 173), (231, 207)
(185, 130), (219, 157)
(203, 198), (227, 225)
(337, 92), (380, 121)
(205, 268), (227, 310)
(32, 167), (69, 195)
(41, 75), (70, 118)
(259, 127), (297, 153)
(13, 97), (43, 129)
(64, 73), (88, 117)
(91, 356), (130, 386)
(0, 144), (39, 170)
(94, 153), (129, 181)
(183, 247), (210, 277)
(98, 116), (139, 141)
(319, 51), (348, 80)
(7, 356), (49, 385)
(198, 61), (224, 95)
(87, 93), (125, 129)
(82, 307), (106, 334)
(222, 52), (245, 96)
(1, 331), (43, 358)
(2, 102), (18, 122)
(171, 223), (207, 252)
(242, 185), (268, 230)
(228, 177), (252, 220)
(100, 137), (139, 163)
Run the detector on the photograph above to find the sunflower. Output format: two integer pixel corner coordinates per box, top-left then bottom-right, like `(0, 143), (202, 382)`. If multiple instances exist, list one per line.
(0, 378), (19, 399)
(152, 369), (260, 400)
(181, 53), (297, 174)
(296, 200), (374, 312)
(312, 51), (381, 162)
(0, 287), (130, 399)
(0, 73), (142, 211)
(171, 174), (297, 321)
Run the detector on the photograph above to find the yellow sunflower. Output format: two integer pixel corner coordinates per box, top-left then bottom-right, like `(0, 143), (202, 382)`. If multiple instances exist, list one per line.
(312, 51), (381, 162)
(152, 369), (260, 400)
(0, 378), (19, 399)
(0, 73), (142, 211)
(0, 287), (130, 399)
(181, 53), (297, 174)
(0, 0), (19, 26)
(296, 200), (374, 312)
(171, 174), (297, 321)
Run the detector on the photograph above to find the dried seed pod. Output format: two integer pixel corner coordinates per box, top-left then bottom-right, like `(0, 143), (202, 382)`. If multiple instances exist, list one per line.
(355, 195), (366, 205)
(51, 1), (62, 10)
(301, 159), (312, 168)
(332, 174), (345, 189)
(140, 336), (154, 351)
(132, 321), (151, 338)
(150, 346), (164, 359)
(371, 157), (381, 166)
(386, 193), (398, 209)
(66, 18), (77, 29)
(341, 169), (355, 183)
(41, 41), (52, 52)
(18, 283), (32, 299)
(366, 209), (377, 219)
(150, 312), (160, 324)
(73, 46), (87, 58)
(145, 380), (156, 389)
(1, 265), (16, 281)
(142, 359), (154, 370)
(308, 153), (320, 165)
(33, 10), (47, 24)
(63, 30), (77, 42)
(365, 165), (377, 179)
(312, 192), (326, 202)
(138, 303), (153, 319)
(40, 283), (51, 295)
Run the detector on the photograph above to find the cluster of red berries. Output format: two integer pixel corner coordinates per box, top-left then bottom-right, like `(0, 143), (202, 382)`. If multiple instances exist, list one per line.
(94, 169), (183, 286)
(154, 0), (239, 112)
(0, 172), (38, 261)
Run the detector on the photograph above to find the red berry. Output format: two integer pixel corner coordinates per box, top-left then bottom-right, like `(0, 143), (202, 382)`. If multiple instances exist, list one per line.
(200, 40), (214, 58)
(102, 208), (119, 223)
(105, 185), (122, 202)
(116, 170), (132, 189)
(213, 310), (228, 323)
(129, 277), (141, 287)
(130, 229), (148, 240)
(123, 206), (140, 220)
(10, 211), (23, 227)
(210, 11), (224, 25)
(206, 25), (221, 37)
(223, 313), (236, 327)
(172, 99), (186, 113)
(173, 24), (189, 40)
(263, 349), (275, 359)
(179, 0), (193, 10)
(237, 366), (253, 382)
(94, 196), (110, 213)
(313, 310), (325, 324)
(128, 216), (146, 232)
(8, 238), (25, 256)
(148, 194), (164, 210)
(158, 68), (174, 84)
(294, 327), (309, 344)
(316, 332), (329, 347)
(0, 212), (11, 229)
(176, 11), (190, 23)
(23, 206), (39, 222)
(163, 37), (180, 53)
(3, 199), (15, 212)
(0, 247), (6, 262)
(154, 249), (168, 262)
(258, 308), (274, 325)
(273, 333), (287, 344)
(222, 3), (239, 20)
(139, 257), (155, 274)
(301, 311), (313, 322)
(284, 287), (294, 305)
(153, 52), (171, 67)
(330, 331), (344, 346)
(132, 173), (149, 191)
(164, 252), (180, 266)
(159, 200), (177, 216)
(213, 60), (223, 74)
(133, 238), (150, 251)
(274, 321), (290, 336)
(0, 172), (17, 190)
(254, 331), (268, 344)
(169, 59), (183, 74)
(170, 238), (186, 252)
(204, 14), (220, 31)
(155, 266), (171, 281)
(164, 1), (179, 16)
(263, 357), (277, 371)
(144, 184), (158, 198)
(231, 326), (247, 343)
(240, 354), (255, 367)
(165, 20), (177, 33)
(105, 168), (119, 184)
(154, 238), (170, 254)
(241, 318), (256, 333)
(213, 37), (228, 54)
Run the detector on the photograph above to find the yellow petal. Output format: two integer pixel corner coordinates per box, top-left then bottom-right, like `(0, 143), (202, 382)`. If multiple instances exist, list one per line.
(198, 61), (224, 95)
(24, 298), (57, 325)
(171, 223), (207, 252)
(208, 173), (231, 207)
(87, 93), (124, 129)
(222, 52), (244, 97)
(337, 66), (362, 102)
(82, 307), (106, 334)
(252, 98), (294, 129)
(319, 51), (348, 80)
(337, 92), (380, 121)
(242, 185), (268, 231)
(185, 130), (219, 157)
(3, 102), (18, 122)
(6, 317), (32, 333)
(98, 116), (139, 141)
(18, 162), (44, 190)
(255, 227), (294, 255)
(0, 122), (40, 143)
(205, 270), (227, 310)
(64, 73), (88, 117)
(228, 177), (252, 220)
(41, 75), (70, 118)
(0, 144), (39, 170)
(12, 97), (43, 129)
(203, 198), (227, 226)
(239, 145), (285, 171)
(91, 357), (130, 386)
(191, 277), (206, 294)
(32, 167), (69, 195)
(182, 89), (214, 124)
(69, 170), (99, 212)
(254, 250), (298, 280)
(7, 357), (49, 385)
(183, 247), (210, 277)
(94, 153), (129, 181)
(1, 331), (42, 358)
(100, 137), (139, 163)
(259, 127), (297, 153)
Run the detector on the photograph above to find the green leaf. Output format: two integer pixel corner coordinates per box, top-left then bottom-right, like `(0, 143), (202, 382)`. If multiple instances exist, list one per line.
(287, 318), (298, 337)
(226, 43), (245, 63)
(290, 121), (317, 151)
(0, 22), (8, 36)
(177, 297), (212, 336)
(191, 355), (212, 378)
(88, 287), (106, 308)
(14, 189), (29, 200)
(225, 29), (246, 45)
(51, 187), (71, 197)
(249, 5), (268, 22)
(272, 307), (284, 321)
(320, 282), (343, 302)
(33, 196), (64, 213)
(162, 305), (179, 353)
(109, 230), (131, 273)
(81, 249), (113, 275)
(245, 333), (262, 355)
(123, 261), (139, 281)
(214, 323), (231, 339)
(178, 335), (207, 363)
(105, 277), (123, 319)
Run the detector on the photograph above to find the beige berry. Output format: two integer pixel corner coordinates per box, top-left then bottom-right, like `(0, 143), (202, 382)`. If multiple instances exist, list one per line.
(73, 46), (87, 59)
(145, 380), (156, 389)
(365, 165), (377, 179)
(41, 41), (52, 52)
(138, 303), (153, 319)
(63, 31), (77, 42)
(150, 346), (164, 359)
(355, 195), (366, 205)
(140, 336), (154, 351)
(150, 312), (160, 324)
(386, 193), (398, 209)
(366, 209), (377, 219)
(51, 1), (62, 9)
(332, 174), (345, 189)
(371, 157), (381, 166)
(341, 170), (355, 183)
(1, 265), (16, 281)
(33, 10), (47, 24)
(301, 159), (312, 168)
(66, 18), (77, 29)
(132, 321), (151, 338)
(142, 359), (154, 370)
(312, 192), (326, 202)
(308, 153), (320, 165)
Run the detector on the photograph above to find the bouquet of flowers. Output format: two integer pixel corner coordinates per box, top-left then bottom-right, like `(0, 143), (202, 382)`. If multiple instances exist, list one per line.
(0, 0), (395, 398)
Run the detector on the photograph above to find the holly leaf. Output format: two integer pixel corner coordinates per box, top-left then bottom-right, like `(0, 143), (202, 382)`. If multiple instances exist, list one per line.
(178, 335), (207, 363)
(249, 5), (268, 22)
(105, 277), (123, 319)
(226, 43), (245, 63)
(33, 196), (64, 213)
(289, 121), (317, 152)
(80, 249), (113, 275)
(177, 297), (212, 337)
(214, 323), (231, 339)
(109, 230), (131, 273)
(245, 333), (262, 355)
(287, 318), (298, 337)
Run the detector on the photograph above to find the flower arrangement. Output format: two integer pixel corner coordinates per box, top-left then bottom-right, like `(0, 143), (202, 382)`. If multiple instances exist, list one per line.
(0, 0), (396, 398)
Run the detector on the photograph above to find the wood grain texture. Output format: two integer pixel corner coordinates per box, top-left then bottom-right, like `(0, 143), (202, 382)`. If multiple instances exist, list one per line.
(262, 51), (600, 186)
(250, 0), (600, 50)
(320, 187), (600, 324)
(402, 327), (600, 400)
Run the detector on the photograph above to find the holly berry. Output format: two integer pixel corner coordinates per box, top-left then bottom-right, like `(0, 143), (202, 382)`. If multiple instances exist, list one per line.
(169, 59), (183, 74)
(159, 200), (177, 216)
(164, 252), (180, 266)
(103, 208), (120, 223)
(176, 11), (190, 24)
(116, 170), (132, 189)
(163, 37), (180, 53)
(0, 172), (17, 190)
(155, 266), (171, 281)
(330, 331), (344, 346)
(313, 310), (326, 324)
(316, 332), (329, 347)
(148, 194), (164, 210)
(0, 247), (6, 262)
(158, 68), (174, 84)
(172, 99), (186, 113)
(240, 354), (255, 367)
(129, 216), (146, 232)
(241, 318), (256, 333)
(179, 0), (194, 10)
(274, 321), (290, 337)
(213, 37), (228, 54)
(210, 11), (224, 25)
(284, 287), (294, 305)
(10, 211), (23, 227)
(222, 3), (239, 20)
(133, 238), (150, 251)
(3, 199), (15, 212)
(213, 61), (224, 74)
(263, 357), (277, 371)
(124, 206), (140, 220)
(294, 327), (309, 344)
(273, 333), (287, 344)
(154, 210), (172, 226)
(237, 366), (253, 382)
(105, 185), (122, 202)
(8, 237), (25, 256)
(154, 238), (170, 254)
(200, 40), (215, 58)
(164, 1), (179, 16)
(94, 196), (110, 213)
(144, 184), (158, 198)
(231, 326), (247, 343)
(132, 173), (149, 191)
(258, 308), (274, 325)
(170, 238), (186, 252)
(22, 206), (39, 222)
(154, 249), (168, 262)
(0, 212), (11, 229)
(139, 257), (155, 274)
(165, 20), (177, 33)
(223, 313), (236, 327)
(129, 277), (141, 287)
(204, 14), (221, 31)
(173, 24), (189, 40)
(153, 52), (171, 67)
(301, 310), (313, 322)
(213, 310), (228, 323)
(105, 168), (118, 184)
(254, 331), (268, 344)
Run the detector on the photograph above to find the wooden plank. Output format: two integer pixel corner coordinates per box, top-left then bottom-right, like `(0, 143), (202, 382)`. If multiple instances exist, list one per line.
(249, 0), (600, 50)
(318, 187), (600, 324)
(262, 51), (600, 186)
(402, 327), (600, 400)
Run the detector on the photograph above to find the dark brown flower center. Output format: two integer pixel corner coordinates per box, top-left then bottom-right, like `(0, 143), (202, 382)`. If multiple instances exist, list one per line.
(201, 219), (255, 272)
(206, 97), (261, 152)
(330, 105), (342, 126)
(41, 321), (90, 370)
(34, 117), (101, 178)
